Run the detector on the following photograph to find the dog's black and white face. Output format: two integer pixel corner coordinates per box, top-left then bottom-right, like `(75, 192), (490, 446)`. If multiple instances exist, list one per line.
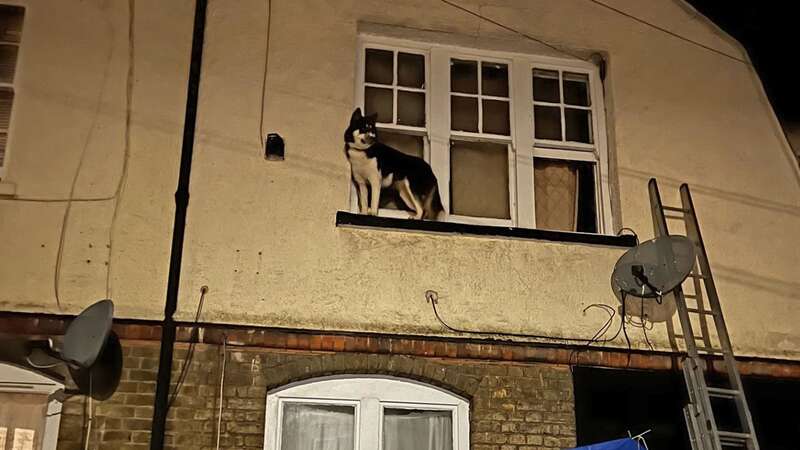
(344, 108), (377, 150)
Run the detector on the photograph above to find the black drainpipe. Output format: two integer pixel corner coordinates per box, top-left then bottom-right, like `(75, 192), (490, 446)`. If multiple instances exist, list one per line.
(149, 0), (207, 449)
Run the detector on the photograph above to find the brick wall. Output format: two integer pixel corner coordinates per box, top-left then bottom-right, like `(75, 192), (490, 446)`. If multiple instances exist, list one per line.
(56, 339), (577, 450)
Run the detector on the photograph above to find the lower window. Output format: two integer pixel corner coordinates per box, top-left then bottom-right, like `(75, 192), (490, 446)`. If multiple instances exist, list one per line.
(264, 376), (469, 450)
(0, 364), (63, 450)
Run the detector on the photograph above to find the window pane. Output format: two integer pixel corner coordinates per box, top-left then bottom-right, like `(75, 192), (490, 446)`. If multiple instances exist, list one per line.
(450, 59), (477, 94)
(379, 131), (424, 158)
(0, 6), (24, 43)
(0, 88), (14, 129)
(563, 72), (590, 106)
(365, 87), (393, 123)
(482, 99), (510, 135)
(0, 392), (48, 450)
(365, 48), (393, 85)
(533, 105), (561, 140)
(481, 62), (508, 97)
(0, 44), (19, 83)
(280, 403), (355, 450)
(383, 408), (453, 450)
(398, 52), (424, 88)
(450, 140), (509, 219)
(533, 69), (559, 103)
(450, 96), (478, 132)
(534, 158), (597, 233)
(397, 90), (425, 127)
(565, 108), (593, 143)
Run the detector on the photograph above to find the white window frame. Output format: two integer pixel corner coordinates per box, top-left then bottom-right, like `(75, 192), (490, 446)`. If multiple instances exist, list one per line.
(263, 375), (470, 450)
(0, 3), (25, 181)
(0, 363), (63, 450)
(354, 35), (613, 234)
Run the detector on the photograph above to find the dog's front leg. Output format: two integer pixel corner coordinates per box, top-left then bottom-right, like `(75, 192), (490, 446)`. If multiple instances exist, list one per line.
(367, 174), (381, 215)
(356, 181), (369, 214)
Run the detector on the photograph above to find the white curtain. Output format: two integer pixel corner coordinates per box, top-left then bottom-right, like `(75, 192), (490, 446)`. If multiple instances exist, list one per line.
(383, 409), (453, 450)
(280, 404), (355, 450)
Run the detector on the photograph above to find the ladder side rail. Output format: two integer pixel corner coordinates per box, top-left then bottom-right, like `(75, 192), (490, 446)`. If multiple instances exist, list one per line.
(680, 184), (760, 450)
(648, 178), (670, 237)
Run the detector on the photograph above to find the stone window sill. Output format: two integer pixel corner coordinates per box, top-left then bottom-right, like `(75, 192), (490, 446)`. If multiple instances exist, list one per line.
(335, 211), (636, 247)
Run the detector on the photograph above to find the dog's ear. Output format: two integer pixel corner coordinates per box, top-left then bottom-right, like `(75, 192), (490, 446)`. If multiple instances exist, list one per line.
(350, 108), (363, 124)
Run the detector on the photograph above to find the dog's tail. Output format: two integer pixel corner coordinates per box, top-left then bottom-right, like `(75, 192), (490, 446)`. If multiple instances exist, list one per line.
(423, 185), (446, 221)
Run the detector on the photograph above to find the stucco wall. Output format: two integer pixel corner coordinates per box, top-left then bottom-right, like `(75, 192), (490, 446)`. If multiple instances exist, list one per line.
(1, 0), (799, 360)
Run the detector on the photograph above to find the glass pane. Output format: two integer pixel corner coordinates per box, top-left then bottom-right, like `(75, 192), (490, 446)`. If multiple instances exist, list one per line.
(397, 90), (425, 127)
(450, 96), (478, 132)
(398, 52), (424, 88)
(534, 158), (597, 233)
(534, 105), (561, 140)
(532, 69), (559, 103)
(481, 62), (508, 97)
(482, 99), (510, 135)
(365, 87), (393, 123)
(379, 131), (424, 158)
(365, 48), (393, 85)
(281, 403), (355, 450)
(0, 6), (24, 43)
(450, 140), (509, 219)
(0, 88), (14, 129)
(383, 408), (453, 450)
(565, 108), (593, 143)
(0, 44), (18, 83)
(450, 59), (477, 94)
(563, 72), (590, 106)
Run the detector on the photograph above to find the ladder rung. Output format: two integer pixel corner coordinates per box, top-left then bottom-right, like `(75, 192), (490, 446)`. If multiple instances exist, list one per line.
(687, 307), (715, 316)
(662, 205), (686, 213)
(718, 430), (755, 441)
(696, 346), (724, 354)
(688, 273), (709, 280)
(707, 387), (741, 398)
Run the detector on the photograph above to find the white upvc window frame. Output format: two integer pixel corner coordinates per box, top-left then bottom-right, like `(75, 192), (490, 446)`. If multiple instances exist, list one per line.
(0, 3), (25, 181)
(355, 35), (613, 234)
(264, 375), (470, 450)
(0, 363), (63, 450)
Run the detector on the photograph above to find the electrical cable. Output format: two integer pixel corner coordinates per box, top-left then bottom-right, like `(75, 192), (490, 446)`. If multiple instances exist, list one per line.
(427, 290), (622, 345)
(105, 0), (135, 299)
(167, 285), (208, 410)
(438, 0), (587, 62)
(215, 335), (227, 450)
(258, 0), (272, 145)
(584, 0), (749, 65)
(617, 227), (639, 245)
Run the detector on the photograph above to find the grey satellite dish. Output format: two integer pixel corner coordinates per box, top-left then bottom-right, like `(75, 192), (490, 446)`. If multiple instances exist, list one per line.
(611, 235), (696, 299)
(0, 299), (122, 401)
(62, 299), (114, 367)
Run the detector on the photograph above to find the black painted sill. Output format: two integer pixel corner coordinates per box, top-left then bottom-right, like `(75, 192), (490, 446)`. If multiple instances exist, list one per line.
(336, 211), (636, 248)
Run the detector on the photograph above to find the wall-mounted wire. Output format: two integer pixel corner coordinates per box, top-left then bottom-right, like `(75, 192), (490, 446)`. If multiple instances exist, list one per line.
(258, 0), (272, 146)
(167, 285), (209, 410)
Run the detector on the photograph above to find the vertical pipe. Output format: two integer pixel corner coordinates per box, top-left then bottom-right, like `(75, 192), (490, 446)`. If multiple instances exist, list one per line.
(149, 0), (207, 448)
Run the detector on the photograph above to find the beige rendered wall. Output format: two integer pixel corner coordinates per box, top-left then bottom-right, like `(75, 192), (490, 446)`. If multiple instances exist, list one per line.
(1, 0), (799, 360)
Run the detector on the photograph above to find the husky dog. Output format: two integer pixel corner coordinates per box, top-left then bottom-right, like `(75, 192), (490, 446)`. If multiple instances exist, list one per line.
(344, 108), (444, 220)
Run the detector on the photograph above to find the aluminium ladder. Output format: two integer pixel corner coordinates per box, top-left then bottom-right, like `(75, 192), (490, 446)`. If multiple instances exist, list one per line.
(648, 179), (759, 450)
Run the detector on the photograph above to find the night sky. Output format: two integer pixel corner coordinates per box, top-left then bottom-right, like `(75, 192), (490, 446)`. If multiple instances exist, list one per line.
(687, 1), (800, 153)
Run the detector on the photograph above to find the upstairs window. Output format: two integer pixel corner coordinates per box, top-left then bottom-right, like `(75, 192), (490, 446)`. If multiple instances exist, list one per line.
(355, 36), (612, 234)
(0, 4), (23, 180)
(264, 376), (469, 450)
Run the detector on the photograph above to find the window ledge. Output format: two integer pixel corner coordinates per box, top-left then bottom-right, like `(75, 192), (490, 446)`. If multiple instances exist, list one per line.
(0, 181), (17, 198)
(336, 211), (636, 248)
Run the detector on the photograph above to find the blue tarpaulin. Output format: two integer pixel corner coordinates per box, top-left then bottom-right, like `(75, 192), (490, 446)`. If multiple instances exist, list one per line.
(568, 438), (642, 450)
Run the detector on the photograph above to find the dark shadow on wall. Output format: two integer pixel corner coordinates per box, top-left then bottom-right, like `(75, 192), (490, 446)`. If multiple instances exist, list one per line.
(573, 366), (800, 450)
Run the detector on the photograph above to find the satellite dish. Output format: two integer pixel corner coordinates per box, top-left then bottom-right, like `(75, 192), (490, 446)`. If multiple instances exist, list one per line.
(0, 299), (122, 401)
(69, 330), (122, 400)
(611, 235), (696, 299)
(62, 299), (113, 367)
